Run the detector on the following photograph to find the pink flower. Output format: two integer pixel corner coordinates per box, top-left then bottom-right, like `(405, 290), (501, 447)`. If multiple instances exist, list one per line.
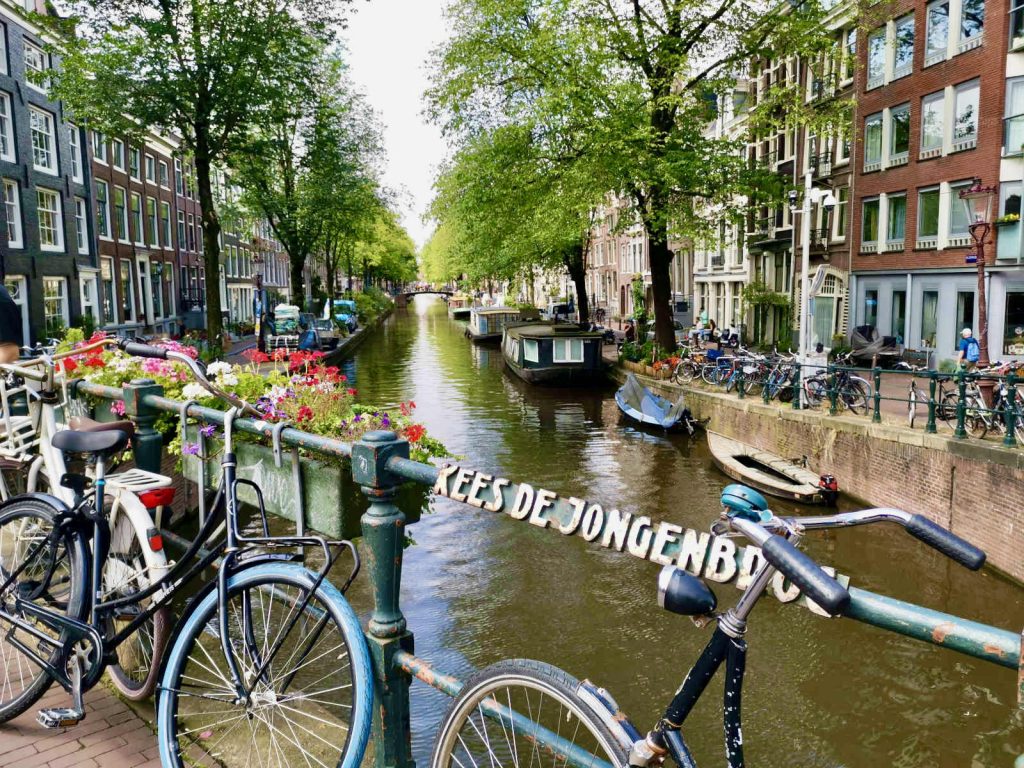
(110, 400), (126, 417)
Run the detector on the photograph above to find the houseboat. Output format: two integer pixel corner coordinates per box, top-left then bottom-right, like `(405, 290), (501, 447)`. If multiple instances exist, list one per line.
(502, 323), (606, 384)
(467, 306), (539, 343)
(448, 295), (474, 320)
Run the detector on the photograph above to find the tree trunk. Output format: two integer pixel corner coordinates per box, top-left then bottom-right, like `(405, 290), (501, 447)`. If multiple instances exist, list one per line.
(648, 233), (676, 350)
(346, 247), (353, 294)
(290, 255), (306, 311)
(193, 140), (224, 351)
(564, 246), (589, 324)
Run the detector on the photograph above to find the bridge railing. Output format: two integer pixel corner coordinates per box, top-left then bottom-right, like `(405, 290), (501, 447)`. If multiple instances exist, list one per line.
(74, 376), (1024, 768)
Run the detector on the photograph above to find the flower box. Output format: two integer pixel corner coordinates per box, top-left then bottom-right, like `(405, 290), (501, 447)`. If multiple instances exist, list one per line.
(182, 429), (426, 540)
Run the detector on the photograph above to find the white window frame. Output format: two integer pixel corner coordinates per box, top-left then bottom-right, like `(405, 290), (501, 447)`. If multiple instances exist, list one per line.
(925, 0), (950, 66)
(952, 78), (980, 151)
(23, 40), (48, 92)
(0, 25), (8, 77)
(552, 337), (585, 363)
(92, 131), (107, 164)
(158, 160), (169, 188)
(864, 112), (883, 171)
(29, 107), (57, 175)
(120, 258), (136, 324)
(147, 196), (159, 247)
(0, 92), (13, 163)
(111, 138), (125, 171)
(100, 256), (116, 325)
(144, 153), (155, 182)
(79, 271), (100, 325)
(36, 188), (63, 252)
(920, 91), (945, 158)
(74, 196), (88, 254)
(95, 179), (111, 240)
(42, 277), (69, 335)
(128, 146), (140, 180)
(523, 338), (539, 363)
(114, 185), (129, 242)
(3, 179), (20, 249)
(161, 201), (172, 249)
(861, 197), (880, 252)
(917, 186), (941, 246)
(893, 14), (915, 80)
(866, 27), (886, 89)
(130, 191), (144, 246)
(68, 124), (82, 182)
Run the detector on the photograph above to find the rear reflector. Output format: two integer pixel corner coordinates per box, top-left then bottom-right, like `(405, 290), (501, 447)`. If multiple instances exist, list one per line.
(139, 487), (175, 509)
(146, 526), (163, 552)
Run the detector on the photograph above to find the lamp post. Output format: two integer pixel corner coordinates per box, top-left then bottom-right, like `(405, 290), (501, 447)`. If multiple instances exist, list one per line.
(794, 169), (837, 407)
(959, 179), (997, 370)
(252, 249), (265, 351)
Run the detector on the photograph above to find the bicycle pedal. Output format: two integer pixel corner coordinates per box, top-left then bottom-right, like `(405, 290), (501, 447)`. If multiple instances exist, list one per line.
(36, 707), (85, 729)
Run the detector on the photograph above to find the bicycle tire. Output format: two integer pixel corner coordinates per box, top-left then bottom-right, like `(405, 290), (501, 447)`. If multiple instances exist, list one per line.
(939, 392), (960, 429)
(0, 497), (88, 723)
(157, 562), (373, 768)
(431, 659), (630, 768)
(908, 387), (917, 428)
(803, 376), (827, 408)
(841, 378), (871, 415)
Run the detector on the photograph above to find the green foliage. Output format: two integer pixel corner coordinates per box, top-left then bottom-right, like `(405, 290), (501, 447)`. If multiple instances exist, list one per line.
(742, 280), (791, 310)
(353, 287), (393, 324)
(620, 341), (655, 364)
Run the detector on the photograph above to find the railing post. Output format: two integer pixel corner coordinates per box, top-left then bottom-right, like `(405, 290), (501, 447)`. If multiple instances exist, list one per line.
(828, 364), (839, 416)
(872, 367), (882, 423)
(955, 368), (968, 440)
(353, 430), (415, 768)
(1005, 372), (1018, 449)
(792, 361), (801, 410)
(737, 364), (745, 399)
(926, 372), (938, 434)
(122, 378), (164, 473)
(762, 372), (771, 404)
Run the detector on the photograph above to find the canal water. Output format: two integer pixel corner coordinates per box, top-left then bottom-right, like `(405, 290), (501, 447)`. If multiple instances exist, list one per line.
(340, 296), (1024, 767)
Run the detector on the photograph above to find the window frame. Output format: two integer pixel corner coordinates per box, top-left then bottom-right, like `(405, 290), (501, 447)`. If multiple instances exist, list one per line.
(28, 106), (57, 175)
(130, 191), (144, 246)
(949, 179), (975, 238)
(68, 124), (82, 182)
(893, 14), (915, 78)
(161, 201), (172, 248)
(3, 179), (21, 249)
(861, 197), (881, 248)
(920, 91), (945, 156)
(158, 160), (169, 188)
(114, 185), (129, 242)
(146, 196), (159, 247)
(23, 39), (48, 92)
(74, 196), (88, 254)
(36, 187), (63, 252)
(111, 139), (125, 171)
(144, 153), (156, 183)
(119, 258), (136, 324)
(925, 0), (950, 66)
(866, 27), (886, 88)
(889, 103), (911, 161)
(886, 193), (908, 244)
(0, 91), (13, 163)
(128, 147), (141, 180)
(952, 78), (980, 148)
(917, 186), (941, 241)
(92, 131), (107, 164)
(552, 337), (585, 364)
(864, 112), (883, 169)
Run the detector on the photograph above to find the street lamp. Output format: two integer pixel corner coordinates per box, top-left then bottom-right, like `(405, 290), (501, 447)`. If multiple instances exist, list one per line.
(252, 251), (265, 350)
(959, 179), (997, 369)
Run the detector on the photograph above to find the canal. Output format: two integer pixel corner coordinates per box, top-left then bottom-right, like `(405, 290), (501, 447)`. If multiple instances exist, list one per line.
(340, 296), (1024, 767)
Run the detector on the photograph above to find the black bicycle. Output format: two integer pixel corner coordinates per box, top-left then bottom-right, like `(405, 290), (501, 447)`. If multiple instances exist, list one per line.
(0, 340), (373, 768)
(429, 484), (985, 768)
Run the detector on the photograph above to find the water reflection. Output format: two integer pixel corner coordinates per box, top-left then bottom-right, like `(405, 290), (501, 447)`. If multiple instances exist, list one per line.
(340, 296), (1024, 767)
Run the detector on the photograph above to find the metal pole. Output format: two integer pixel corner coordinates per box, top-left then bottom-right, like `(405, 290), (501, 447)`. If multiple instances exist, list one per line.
(799, 170), (812, 407)
(872, 367), (882, 423)
(792, 361), (801, 410)
(1005, 372), (1018, 449)
(955, 368), (968, 439)
(828, 364), (838, 416)
(122, 378), (164, 473)
(926, 371), (938, 434)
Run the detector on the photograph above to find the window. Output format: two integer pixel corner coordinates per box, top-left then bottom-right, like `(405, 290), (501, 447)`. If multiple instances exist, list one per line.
(187, 214), (195, 251)
(174, 159), (183, 195)
(953, 79), (980, 146)
(522, 339), (538, 363)
(841, 28), (856, 82)
(29, 107), (56, 174)
(129, 147), (140, 179)
(1013, 0), (1024, 52)
(892, 291), (907, 341)
(867, 28), (885, 87)
(961, 0), (984, 43)
(956, 291), (975, 345)
(1004, 292), (1024, 351)
(862, 198), (880, 245)
(145, 154), (155, 182)
(3, 179), (20, 248)
(37, 188), (62, 251)
(887, 194), (907, 243)
(92, 131), (107, 164)
(890, 104), (910, 159)
(147, 197), (158, 246)
(865, 290), (878, 328)
(0, 25), (8, 77)
(81, 275), (98, 324)
(114, 186), (128, 241)
(158, 160), (169, 188)
(68, 124), (81, 181)
(918, 187), (940, 241)
(130, 192), (143, 244)
(894, 14), (914, 77)
(949, 180), (973, 236)
(74, 196), (88, 254)
(864, 113), (883, 168)
(0, 93), (12, 163)
(921, 91), (945, 154)
(177, 211), (185, 249)
(922, 290), (939, 347)
(150, 262), (163, 318)
(101, 257), (115, 324)
(120, 259), (135, 323)
(833, 187), (848, 238)
(1002, 181), (1021, 219)
(1006, 78), (1024, 155)
(925, 1), (950, 66)
(112, 139), (125, 171)
(43, 278), (67, 336)
(95, 180), (111, 238)
(553, 338), (585, 363)
(161, 201), (172, 246)
(23, 40), (47, 90)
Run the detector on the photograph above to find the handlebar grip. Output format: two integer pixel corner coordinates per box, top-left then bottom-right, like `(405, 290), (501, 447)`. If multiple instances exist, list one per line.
(118, 340), (168, 360)
(760, 535), (850, 616)
(905, 515), (986, 570)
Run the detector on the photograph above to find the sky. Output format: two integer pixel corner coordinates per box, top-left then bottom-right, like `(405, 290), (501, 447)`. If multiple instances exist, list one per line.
(343, 0), (450, 251)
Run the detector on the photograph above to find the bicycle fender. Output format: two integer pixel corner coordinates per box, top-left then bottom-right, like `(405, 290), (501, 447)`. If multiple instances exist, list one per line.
(0, 491), (70, 513)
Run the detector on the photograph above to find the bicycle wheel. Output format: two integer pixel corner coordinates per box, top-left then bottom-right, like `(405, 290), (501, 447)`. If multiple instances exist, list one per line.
(103, 494), (171, 701)
(939, 392), (960, 430)
(840, 378), (871, 415)
(157, 562), (373, 768)
(0, 497), (88, 723)
(803, 376), (827, 408)
(431, 659), (629, 768)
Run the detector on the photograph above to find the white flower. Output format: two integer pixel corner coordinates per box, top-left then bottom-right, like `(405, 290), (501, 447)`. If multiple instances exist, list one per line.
(216, 373), (239, 388)
(182, 383), (208, 400)
(206, 361), (233, 377)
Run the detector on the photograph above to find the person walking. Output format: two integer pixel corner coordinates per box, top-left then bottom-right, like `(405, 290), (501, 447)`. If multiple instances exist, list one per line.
(0, 282), (22, 364)
(957, 327), (981, 370)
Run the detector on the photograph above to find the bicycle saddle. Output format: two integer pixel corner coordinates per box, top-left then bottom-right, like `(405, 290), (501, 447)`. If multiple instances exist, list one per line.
(68, 415), (136, 440)
(51, 428), (129, 456)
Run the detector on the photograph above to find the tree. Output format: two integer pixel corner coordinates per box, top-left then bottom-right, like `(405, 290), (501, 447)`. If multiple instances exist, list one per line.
(428, 0), (840, 347)
(52, 0), (350, 348)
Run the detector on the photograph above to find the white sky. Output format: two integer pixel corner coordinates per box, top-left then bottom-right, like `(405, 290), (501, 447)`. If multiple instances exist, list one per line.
(343, 0), (450, 251)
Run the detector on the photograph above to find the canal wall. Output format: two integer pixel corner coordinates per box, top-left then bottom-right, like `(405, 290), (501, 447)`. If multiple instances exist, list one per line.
(609, 365), (1024, 583)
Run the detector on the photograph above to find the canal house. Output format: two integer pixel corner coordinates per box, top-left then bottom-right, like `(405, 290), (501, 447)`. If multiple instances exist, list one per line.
(502, 323), (606, 384)
(467, 306), (536, 342)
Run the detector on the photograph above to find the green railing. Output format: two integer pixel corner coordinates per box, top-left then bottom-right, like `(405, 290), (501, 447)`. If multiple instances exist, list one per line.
(73, 376), (1024, 768)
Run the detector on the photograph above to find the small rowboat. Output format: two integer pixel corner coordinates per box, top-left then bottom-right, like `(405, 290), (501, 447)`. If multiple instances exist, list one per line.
(707, 431), (836, 505)
(615, 373), (696, 433)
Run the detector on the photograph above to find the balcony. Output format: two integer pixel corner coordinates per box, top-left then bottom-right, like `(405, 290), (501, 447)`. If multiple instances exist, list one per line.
(809, 227), (831, 249)
(997, 220), (1023, 260)
(809, 153), (832, 178)
(710, 254), (726, 268)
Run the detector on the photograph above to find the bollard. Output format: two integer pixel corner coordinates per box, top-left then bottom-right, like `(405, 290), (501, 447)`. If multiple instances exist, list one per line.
(955, 368), (968, 440)
(872, 367), (882, 423)
(792, 362), (801, 410)
(926, 372), (938, 434)
(1005, 372), (1018, 449)
(122, 378), (164, 473)
(353, 430), (416, 768)
(762, 372), (771, 404)
(828, 365), (839, 416)
(737, 364), (745, 399)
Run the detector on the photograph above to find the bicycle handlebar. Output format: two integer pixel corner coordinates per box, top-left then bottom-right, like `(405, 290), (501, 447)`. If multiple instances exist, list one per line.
(117, 340), (168, 360)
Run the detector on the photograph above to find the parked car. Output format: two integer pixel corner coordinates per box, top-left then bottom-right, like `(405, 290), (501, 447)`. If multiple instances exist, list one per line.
(324, 299), (358, 332)
(540, 302), (575, 322)
(646, 320), (688, 347)
(314, 317), (341, 349)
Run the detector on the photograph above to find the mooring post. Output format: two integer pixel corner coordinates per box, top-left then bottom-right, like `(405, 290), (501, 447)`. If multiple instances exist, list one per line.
(737, 364), (745, 399)
(1004, 372), (1018, 449)
(872, 367), (882, 423)
(955, 368), (968, 440)
(926, 371), (938, 434)
(122, 378), (164, 473)
(353, 430), (416, 768)
(792, 361), (801, 410)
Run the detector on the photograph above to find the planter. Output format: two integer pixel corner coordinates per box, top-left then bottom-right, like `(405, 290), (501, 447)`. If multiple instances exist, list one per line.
(182, 429), (425, 539)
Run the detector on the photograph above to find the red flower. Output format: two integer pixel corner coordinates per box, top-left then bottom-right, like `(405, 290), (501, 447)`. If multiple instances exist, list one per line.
(405, 424), (425, 443)
(243, 349), (269, 364)
(272, 349), (288, 362)
(296, 405), (314, 423)
(347, 388), (357, 396)
(84, 356), (105, 368)
(60, 357), (78, 374)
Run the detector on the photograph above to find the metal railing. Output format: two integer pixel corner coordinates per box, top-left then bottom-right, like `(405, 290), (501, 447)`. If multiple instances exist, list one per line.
(68, 376), (1024, 768)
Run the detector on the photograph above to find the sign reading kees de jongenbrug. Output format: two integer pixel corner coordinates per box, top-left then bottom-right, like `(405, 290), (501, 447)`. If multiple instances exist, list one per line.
(433, 464), (849, 617)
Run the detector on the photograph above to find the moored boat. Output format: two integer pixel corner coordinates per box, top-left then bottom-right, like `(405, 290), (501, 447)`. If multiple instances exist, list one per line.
(467, 306), (536, 343)
(501, 323), (605, 385)
(615, 373), (697, 433)
(706, 431), (838, 505)
(448, 295), (474, 320)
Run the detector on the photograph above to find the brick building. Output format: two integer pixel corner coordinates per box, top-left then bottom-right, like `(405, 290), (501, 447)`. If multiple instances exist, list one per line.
(849, 0), (1006, 362)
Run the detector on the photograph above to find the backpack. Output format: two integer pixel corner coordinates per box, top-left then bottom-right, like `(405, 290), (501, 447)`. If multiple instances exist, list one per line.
(966, 337), (980, 363)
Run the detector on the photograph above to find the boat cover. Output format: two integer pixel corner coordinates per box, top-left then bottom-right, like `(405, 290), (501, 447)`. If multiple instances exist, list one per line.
(850, 325), (900, 365)
(615, 373), (692, 431)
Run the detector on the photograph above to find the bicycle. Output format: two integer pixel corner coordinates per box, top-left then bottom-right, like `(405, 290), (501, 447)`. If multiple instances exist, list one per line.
(802, 353), (871, 414)
(0, 340), (373, 768)
(429, 484), (985, 768)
